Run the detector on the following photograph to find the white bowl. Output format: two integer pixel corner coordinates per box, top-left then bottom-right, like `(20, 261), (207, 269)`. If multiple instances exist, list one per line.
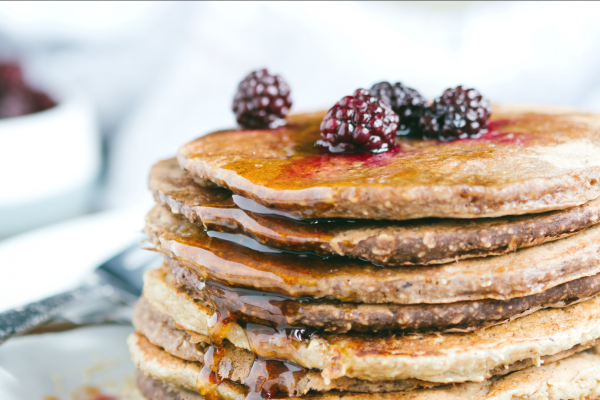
(0, 93), (101, 237)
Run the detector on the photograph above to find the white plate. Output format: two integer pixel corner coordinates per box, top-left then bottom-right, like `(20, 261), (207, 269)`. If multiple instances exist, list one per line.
(0, 325), (135, 400)
(0, 207), (151, 398)
(0, 206), (148, 312)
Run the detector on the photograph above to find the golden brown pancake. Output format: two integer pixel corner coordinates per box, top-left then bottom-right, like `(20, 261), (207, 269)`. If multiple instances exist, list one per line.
(165, 259), (600, 333)
(129, 332), (600, 400)
(142, 268), (600, 383)
(132, 370), (200, 400)
(129, 331), (439, 395)
(132, 297), (208, 361)
(165, 256), (600, 333)
(145, 205), (600, 304)
(132, 299), (596, 394)
(178, 106), (600, 220)
(151, 158), (600, 266)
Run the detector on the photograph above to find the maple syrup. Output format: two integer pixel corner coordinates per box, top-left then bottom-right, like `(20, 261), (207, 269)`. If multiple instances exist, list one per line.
(198, 343), (310, 400)
(196, 271), (319, 400)
(202, 275), (319, 347)
(197, 345), (225, 400)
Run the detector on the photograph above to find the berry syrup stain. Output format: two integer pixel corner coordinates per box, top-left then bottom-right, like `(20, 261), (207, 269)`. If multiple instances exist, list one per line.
(284, 145), (405, 181)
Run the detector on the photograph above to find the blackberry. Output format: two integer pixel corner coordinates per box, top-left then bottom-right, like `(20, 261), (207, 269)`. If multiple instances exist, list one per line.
(317, 89), (399, 153)
(369, 82), (426, 136)
(0, 62), (55, 119)
(232, 69), (292, 129)
(419, 86), (491, 141)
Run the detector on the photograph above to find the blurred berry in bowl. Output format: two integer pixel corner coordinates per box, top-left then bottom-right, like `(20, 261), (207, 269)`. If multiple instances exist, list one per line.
(0, 61), (100, 238)
(0, 62), (56, 119)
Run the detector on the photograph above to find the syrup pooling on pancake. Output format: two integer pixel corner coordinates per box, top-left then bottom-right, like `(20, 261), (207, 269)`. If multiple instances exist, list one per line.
(178, 108), (600, 220)
(198, 268), (318, 400)
(203, 279), (318, 341)
(194, 271), (317, 400)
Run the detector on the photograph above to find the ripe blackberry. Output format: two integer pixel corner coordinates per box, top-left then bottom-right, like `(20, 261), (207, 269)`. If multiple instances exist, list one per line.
(369, 82), (426, 136)
(419, 86), (491, 141)
(317, 89), (399, 153)
(232, 69), (292, 129)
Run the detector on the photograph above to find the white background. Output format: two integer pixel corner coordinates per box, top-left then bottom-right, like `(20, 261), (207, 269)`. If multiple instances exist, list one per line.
(2, 1), (600, 221)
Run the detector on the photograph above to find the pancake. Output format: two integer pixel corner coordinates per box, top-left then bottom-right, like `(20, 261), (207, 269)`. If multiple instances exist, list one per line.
(177, 106), (600, 221)
(143, 267), (600, 383)
(164, 257), (600, 333)
(151, 158), (600, 266)
(133, 370), (201, 400)
(130, 352), (600, 400)
(129, 331), (437, 395)
(129, 333), (600, 400)
(128, 330), (594, 397)
(145, 205), (600, 304)
(132, 298), (596, 392)
(132, 297), (208, 361)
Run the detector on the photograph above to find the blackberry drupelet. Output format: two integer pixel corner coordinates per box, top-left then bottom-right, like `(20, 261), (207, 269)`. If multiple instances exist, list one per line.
(419, 86), (491, 142)
(369, 81), (427, 136)
(317, 89), (399, 153)
(232, 69), (292, 129)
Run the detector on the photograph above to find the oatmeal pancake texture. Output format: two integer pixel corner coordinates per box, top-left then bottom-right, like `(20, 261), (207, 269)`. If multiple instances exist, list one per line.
(142, 268), (600, 383)
(132, 299), (595, 391)
(165, 256), (600, 333)
(145, 205), (600, 304)
(129, 334), (600, 400)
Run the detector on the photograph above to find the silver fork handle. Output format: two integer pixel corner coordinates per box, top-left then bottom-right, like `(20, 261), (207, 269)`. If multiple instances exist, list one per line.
(0, 283), (101, 345)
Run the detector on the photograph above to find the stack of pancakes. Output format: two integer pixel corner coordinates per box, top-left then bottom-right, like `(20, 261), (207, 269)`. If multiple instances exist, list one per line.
(127, 105), (600, 400)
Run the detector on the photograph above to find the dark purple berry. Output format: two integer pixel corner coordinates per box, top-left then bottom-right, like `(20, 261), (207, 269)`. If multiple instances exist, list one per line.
(232, 69), (292, 129)
(419, 86), (491, 142)
(0, 62), (56, 119)
(0, 63), (25, 92)
(317, 89), (399, 153)
(369, 82), (426, 136)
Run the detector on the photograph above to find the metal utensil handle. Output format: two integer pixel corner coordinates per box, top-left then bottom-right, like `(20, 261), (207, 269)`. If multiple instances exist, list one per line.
(0, 283), (99, 345)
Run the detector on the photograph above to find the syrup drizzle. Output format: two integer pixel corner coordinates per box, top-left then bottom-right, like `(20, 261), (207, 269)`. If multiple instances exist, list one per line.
(197, 278), (318, 400)
(169, 256), (334, 333)
(243, 357), (307, 400)
(204, 279), (317, 333)
(197, 342), (309, 400)
(197, 345), (224, 400)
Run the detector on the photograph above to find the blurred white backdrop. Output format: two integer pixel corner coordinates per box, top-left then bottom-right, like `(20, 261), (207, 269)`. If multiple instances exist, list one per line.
(2, 1), (600, 220)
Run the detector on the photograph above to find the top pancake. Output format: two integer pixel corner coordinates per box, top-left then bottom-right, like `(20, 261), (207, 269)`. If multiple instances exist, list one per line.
(178, 105), (600, 220)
